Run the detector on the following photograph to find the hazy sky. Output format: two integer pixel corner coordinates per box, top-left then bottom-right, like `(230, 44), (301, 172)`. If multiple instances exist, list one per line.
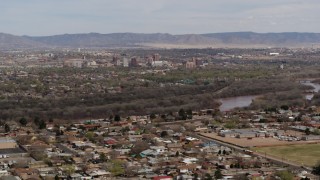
(1, 0), (320, 36)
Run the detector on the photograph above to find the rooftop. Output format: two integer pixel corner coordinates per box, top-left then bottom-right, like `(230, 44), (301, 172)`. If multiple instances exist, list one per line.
(0, 138), (16, 143)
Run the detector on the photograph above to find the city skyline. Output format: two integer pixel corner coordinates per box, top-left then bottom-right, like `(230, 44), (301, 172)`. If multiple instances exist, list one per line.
(1, 0), (320, 36)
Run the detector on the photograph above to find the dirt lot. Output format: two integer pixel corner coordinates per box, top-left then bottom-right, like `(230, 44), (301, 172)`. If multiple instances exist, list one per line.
(200, 132), (320, 147)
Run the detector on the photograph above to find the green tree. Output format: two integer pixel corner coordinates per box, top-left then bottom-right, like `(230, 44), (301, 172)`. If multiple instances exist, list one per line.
(55, 130), (64, 136)
(44, 159), (53, 167)
(54, 175), (59, 180)
(19, 117), (28, 126)
(186, 109), (193, 119)
(114, 114), (121, 122)
(99, 153), (107, 162)
(223, 150), (227, 155)
(63, 165), (75, 176)
(275, 171), (294, 180)
(179, 108), (185, 116)
(85, 132), (95, 142)
(121, 126), (130, 133)
(193, 173), (198, 180)
(312, 161), (320, 175)
(305, 128), (311, 135)
(150, 113), (156, 119)
(175, 151), (180, 157)
(314, 129), (320, 135)
(259, 119), (267, 123)
(280, 105), (289, 110)
(4, 124), (10, 133)
(109, 160), (125, 176)
(224, 121), (236, 129)
(214, 169), (223, 179)
(179, 108), (187, 120)
(34, 116), (40, 125)
(160, 131), (168, 137)
(204, 173), (213, 180)
(38, 119), (47, 129)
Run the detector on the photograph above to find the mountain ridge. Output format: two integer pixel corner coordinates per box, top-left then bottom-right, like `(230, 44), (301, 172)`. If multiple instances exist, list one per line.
(1, 32), (320, 49)
(0, 33), (48, 50)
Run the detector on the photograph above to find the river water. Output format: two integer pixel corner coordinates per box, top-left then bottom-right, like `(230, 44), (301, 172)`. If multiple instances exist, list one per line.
(218, 95), (257, 112)
(218, 80), (320, 111)
(300, 80), (320, 100)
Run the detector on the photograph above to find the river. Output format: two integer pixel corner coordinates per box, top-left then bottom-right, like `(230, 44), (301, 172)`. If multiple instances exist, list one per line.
(300, 80), (320, 100)
(218, 80), (320, 111)
(218, 95), (257, 112)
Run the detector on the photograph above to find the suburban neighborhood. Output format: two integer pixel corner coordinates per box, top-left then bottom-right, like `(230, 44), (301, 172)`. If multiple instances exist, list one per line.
(0, 104), (320, 179)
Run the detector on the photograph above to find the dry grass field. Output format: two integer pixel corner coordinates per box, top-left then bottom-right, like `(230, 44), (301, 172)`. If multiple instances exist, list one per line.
(252, 144), (320, 166)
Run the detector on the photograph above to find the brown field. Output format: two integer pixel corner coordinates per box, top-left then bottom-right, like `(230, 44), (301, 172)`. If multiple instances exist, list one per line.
(200, 132), (319, 147)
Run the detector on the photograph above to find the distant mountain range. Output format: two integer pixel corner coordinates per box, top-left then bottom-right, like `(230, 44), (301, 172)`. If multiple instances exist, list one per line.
(1, 32), (320, 49)
(0, 33), (46, 50)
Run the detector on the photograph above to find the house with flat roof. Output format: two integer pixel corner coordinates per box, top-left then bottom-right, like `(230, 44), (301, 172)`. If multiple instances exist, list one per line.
(0, 137), (18, 149)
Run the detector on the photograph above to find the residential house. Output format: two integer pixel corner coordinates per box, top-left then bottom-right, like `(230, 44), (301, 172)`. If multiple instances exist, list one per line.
(150, 146), (167, 154)
(128, 135), (143, 142)
(166, 143), (183, 153)
(153, 176), (173, 180)
(13, 168), (40, 180)
(103, 137), (118, 146)
(85, 169), (111, 179)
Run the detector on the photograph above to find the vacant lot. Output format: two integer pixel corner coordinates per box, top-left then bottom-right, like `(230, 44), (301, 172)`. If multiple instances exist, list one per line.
(253, 144), (320, 166)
